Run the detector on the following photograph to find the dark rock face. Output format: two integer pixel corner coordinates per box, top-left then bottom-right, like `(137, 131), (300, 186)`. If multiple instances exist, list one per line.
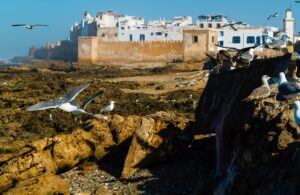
(195, 54), (300, 194)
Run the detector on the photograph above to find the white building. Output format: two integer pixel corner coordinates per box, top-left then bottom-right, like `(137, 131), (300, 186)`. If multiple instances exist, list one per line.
(196, 14), (265, 49)
(69, 11), (277, 49)
(283, 8), (294, 42)
(217, 27), (264, 49)
(70, 11), (193, 42)
(196, 15), (228, 29)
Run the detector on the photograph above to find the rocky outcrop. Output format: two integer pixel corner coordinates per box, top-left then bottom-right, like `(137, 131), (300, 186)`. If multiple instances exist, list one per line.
(4, 175), (70, 195)
(0, 112), (190, 193)
(195, 54), (300, 194)
(122, 112), (190, 178)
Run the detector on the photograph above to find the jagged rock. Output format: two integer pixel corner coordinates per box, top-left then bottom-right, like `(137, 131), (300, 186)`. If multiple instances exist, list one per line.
(0, 112), (190, 193)
(3, 175), (69, 195)
(121, 112), (190, 178)
(88, 115), (139, 160)
(195, 54), (300, 194)
(52, 130), (94, 169)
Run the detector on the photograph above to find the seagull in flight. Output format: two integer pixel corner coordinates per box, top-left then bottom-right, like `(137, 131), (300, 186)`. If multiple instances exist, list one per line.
(278, 72), (300, 100)
(267, 12), (279, 20)
(12, 24), (48, 30)
(27, 83), (104, 118)
(221, 21), (245, 31)
(215, 44), (260, 65)
(205, 50), (235, 73)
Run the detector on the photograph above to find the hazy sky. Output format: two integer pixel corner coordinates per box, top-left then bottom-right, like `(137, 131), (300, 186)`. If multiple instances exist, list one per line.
(0, 0), (298, 59)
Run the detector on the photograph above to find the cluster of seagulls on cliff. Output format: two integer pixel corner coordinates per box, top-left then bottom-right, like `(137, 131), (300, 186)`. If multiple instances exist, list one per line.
(242, 67), (300, 125)
(27, 83), (115, 120)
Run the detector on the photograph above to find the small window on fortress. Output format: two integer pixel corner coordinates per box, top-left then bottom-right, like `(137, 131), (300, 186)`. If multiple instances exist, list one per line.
(192, 35), (198, 43)
(212, 36), (215, 43)
(151, 32), (154, 36)
(208, 23), (212, 28)
(101, 33), (105, 37)
(156, 32), (163, 36)
(165, 33), (168, 37)
(200, 23), (204, 28)
(217, 23), (221, 28)
(114, 33), (118, 37)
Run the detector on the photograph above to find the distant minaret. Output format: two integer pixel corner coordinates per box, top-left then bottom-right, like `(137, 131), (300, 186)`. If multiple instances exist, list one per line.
(283, 8), (294, 42)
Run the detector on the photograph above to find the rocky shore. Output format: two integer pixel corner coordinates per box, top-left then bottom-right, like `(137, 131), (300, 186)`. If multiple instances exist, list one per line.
(1, 56), (300, 194)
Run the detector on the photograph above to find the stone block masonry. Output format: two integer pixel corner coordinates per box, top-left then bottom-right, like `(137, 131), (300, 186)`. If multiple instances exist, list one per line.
(78, 37), (183, 64)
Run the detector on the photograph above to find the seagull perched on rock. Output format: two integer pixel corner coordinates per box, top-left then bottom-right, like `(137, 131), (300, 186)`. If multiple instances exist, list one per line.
(100, 100), (115, 114)
(264, 34), (290, 55)
(27, 83), (104, 118)
(12, 24), (48, 30)
(278, 72), (300, 100)
(242, 75), (271, 104)
(292, 101), (300, 125)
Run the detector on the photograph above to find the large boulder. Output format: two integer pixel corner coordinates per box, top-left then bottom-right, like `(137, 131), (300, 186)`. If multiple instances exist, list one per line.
(122, 112), (190, 178)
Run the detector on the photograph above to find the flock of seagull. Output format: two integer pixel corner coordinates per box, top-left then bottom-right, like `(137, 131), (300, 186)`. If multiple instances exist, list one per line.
(204, 33), (290, 78)
(20, 7), (299, 125)
(243, 71), (300, 125)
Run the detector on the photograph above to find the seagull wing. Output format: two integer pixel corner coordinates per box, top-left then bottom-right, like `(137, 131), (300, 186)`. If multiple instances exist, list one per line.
(27, 99), (66, 111)
(81, 91), (103, 109)
(242, 86), (270, 101)
(100, 105), (111, 113)
(219, 50), (232, 60)
(12, 24), (27, 27)
(235, 45), (261, 57)
(64, 83), (91, 102)
(215, 44), (239, 51)
(234, 21), (243, 25)
(221, 24), (230, 28)
(32, 24), (49, 27)
(267, 15), (272, 20)
(205, 53), (217, 64)
(279, 82), (300, 95)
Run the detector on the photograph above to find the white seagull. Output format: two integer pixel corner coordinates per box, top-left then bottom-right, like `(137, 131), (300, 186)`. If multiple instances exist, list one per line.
(292, 101), (300, 125)
(100, 100), (115, 114)
(12, 24), (48, 30)
(278, 72), (300, 100)
(27, 83), (103, 117)
(265, 34), (290, 55)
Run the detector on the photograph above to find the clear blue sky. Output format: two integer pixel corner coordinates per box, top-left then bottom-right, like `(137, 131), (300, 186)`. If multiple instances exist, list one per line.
(0, 0), (298, 59)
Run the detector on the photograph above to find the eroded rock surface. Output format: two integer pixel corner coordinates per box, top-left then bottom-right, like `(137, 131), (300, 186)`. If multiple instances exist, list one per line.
(122, 112), (190, 178)
(0, 112), (191, 193)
